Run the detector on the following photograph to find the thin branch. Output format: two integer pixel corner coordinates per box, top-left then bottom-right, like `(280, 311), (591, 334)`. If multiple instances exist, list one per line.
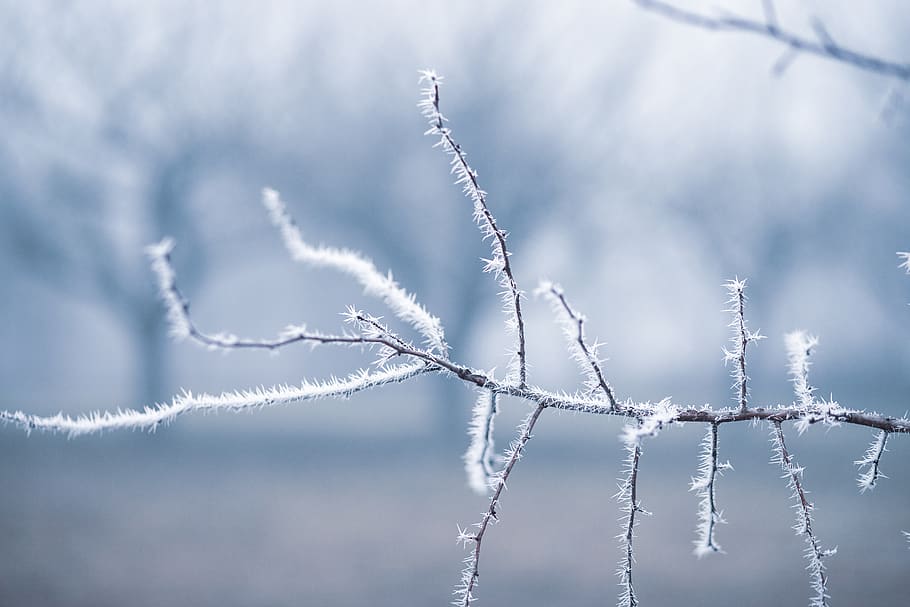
(615, 417), (655, 607)
(760, 0), (778, 30)
(464, 390), (500, 495)
(262, 188), (448, 355)
(723, 279), (764, 413)
(770, 421), (835, 607)
(455, 403), (547, 606)
(418, 70), (527, 387)
(691, 422), (731, 557)
(785, 330), (819, 410)
(0, 362), (428, 437)
(147, 238), (420, 355)
(632, 0), (910, 82)
(6, 351), (910, 435)
(537, 281), (618, 410)
(855, 430), (889, 493)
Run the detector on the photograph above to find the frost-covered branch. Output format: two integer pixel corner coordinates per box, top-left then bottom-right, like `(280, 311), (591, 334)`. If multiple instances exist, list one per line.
(4, 72), (910, 607)
(723, 279), (764, 413)
(691, 422), (731, 557)
(783, 332), (844, 435)
(455, 403), (547, 606)
(786, 331), (819, 410)
(418, 69), (527, 387)
(856, 430), (889, 492)
(263, 188), (448, 355)
(632, 0), (910, 82)
(538, 281), (618, 410)
(770, 421), (835, 607)
(615, 417), (657, 607)
(463, 390), (500, 495)
(148, 237), (435, 361)
(0, 362), (428, 437)
(616, 437), (642, 607)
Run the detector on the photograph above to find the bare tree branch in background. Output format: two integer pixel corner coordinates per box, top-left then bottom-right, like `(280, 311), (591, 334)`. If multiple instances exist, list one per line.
(632, 0), (910, 82)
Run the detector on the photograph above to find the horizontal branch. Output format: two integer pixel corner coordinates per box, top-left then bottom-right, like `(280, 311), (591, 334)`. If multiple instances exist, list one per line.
(6, 340), (908, 435)
(0, 362), (428, 436)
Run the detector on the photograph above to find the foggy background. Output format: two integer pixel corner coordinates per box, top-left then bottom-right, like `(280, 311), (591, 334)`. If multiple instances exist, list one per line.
(1, 1), (908, 605)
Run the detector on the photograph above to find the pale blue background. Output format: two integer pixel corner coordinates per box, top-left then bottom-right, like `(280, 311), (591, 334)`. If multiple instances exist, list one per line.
(1, 1), (908, 605)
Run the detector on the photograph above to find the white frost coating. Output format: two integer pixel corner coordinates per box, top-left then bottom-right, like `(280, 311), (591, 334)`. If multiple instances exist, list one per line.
(770, 422), (835, 607)
(621, 398), (678, 446)
(146, 238), (191, 340)
(537, 281), (617, 409)
(464, 390), (499, 494)
(898, 251), (910, 274)
(262, 188), (447, 355)
(855, 430), (889, 492)
(722, 278), (765, 411)
(690, 424), (732, 557)
(417, 70), (526, 385)
(0, 362), (426, 437)
(785, 330), (819, 410)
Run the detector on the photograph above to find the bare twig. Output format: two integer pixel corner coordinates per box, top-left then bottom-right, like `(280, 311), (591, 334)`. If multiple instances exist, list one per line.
(856, 430), (889, 492)
(464, 390), (501, 495)
(263, 188), (448, 355)
(538, 281), (618, 410)
(691, 422), (731, 556)
(771, 421), (834, 607)
(455, 403), (547, 606)
(418, 70), (527, 387)
(617, 435), (643, 607)
(723, 279), (764, 413)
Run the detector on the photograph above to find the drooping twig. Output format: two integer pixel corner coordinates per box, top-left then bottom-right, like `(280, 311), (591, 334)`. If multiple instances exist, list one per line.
(455, 403), (547, 606)
(418, 70), (527, 387)
(856, 430), (889, 493)
(770, 421), (835, 607)
(723, 279), (764, 413)
(616, 435), (643, 607)
(538, 281), (618, 410)
(691, 422), (731, 556)
(464, 390), (500, 495)
(632, 0), (910, 82)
